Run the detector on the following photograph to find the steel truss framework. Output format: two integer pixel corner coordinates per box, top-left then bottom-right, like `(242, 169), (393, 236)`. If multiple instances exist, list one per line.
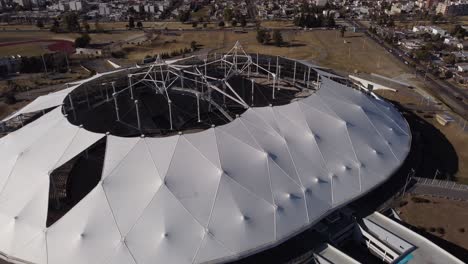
(63, 42), (322, 136)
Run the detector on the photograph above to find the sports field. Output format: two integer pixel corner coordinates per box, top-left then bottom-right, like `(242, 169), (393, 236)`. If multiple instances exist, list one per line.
(0, 30), (143, 57)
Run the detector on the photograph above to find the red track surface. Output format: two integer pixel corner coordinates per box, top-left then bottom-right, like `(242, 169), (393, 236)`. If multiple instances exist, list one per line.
(0, 39), (75, 54)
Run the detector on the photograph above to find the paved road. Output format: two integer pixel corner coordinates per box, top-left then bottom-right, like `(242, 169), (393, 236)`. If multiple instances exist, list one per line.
(367, 213), (464, 264)
(349, 20), (468, 119)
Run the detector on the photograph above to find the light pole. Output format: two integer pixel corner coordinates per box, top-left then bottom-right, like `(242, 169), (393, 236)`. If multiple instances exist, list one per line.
(432, 169), (440, 184)
(401, 168), (415, 198)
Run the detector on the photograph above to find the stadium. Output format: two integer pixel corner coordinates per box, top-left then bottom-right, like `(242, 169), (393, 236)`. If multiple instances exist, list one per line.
(0, 42), (411, 264)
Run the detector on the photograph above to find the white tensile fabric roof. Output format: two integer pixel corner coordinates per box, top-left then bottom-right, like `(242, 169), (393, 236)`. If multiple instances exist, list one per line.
(0, 74), (411, 264)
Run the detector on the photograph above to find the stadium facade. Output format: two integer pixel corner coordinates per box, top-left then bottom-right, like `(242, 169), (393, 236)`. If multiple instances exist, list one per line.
(0, 43), (411, 264)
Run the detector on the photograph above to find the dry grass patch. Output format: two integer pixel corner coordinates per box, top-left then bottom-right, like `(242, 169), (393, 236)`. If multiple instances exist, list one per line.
(398, 195), (468, 250)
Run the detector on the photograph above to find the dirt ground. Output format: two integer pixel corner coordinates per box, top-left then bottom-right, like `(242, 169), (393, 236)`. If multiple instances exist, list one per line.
(0, 101), (30, 119)
(397, 194), (468, 251)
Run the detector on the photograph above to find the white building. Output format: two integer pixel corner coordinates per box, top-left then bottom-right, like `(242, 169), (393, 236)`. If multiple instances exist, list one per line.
(69, 0), (83, 11)
(412, 25), (446, 36)
(456, 62), (468, 72)
(75, 47), (102, 56)
(13, 0), (31, 8)
(430, 26), (446, 36)
(315, 0), (328, 6)
(99, 3), (111, 16)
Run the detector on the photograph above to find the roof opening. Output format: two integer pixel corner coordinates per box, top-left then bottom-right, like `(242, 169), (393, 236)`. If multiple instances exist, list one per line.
(47, 137), (106, 227)
(63, 48), (319, 137)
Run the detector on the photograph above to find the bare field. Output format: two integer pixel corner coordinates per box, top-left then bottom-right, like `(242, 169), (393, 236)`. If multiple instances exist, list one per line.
(0, 28), (409, 78)
(125, 30), (409, 78)
(397, 195), (468, 250)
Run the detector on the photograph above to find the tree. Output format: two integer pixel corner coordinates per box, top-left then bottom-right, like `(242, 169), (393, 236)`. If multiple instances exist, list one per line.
(240, 16), (247, 28)
(413, 48), (431, 61)
(75, 33), (91, 48)
(272, 29), (283, 47)
(137, 21), (143, 29)
(443, 54), (456, 65)
(256, 29), (271, 45)
(387, 17), (395, 27)
(94, 20), (103, 32)
(36, 19), (44, 29)
(451, 25), (467, 39)
(326, 15), (335, 27)
(63, 12), (81, 32)
(128, 17), (135, 29)
(340, 26), (346, 38)
(223, 8), (233, 22)
(178, 10), (191, 23)
(190, 41), (197, 51)
(83, 20), (90, 32)
(218, 21), (225, 28)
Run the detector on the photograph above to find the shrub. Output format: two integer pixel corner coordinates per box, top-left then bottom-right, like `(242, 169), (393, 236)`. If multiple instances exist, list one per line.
(111, 51), (126, 58)
(437, 227), (445, 235)
(411, 197), (430, 203)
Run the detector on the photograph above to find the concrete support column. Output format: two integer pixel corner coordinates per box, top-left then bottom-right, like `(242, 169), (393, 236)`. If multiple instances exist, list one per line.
(129, 75), (134, 100)
(113, 93), (120, 121)
(251, 79), (255, 106)
(135, 100), (141, 131)
(197, 94), (201, 123)
(293, 61), (297, 84)
(168, 100), (173, 130)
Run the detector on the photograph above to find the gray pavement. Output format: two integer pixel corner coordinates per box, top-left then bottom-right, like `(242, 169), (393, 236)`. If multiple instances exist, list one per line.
(409, 184), (468, 201)
(366, 213), (464, 264)
(408, 177), (468, 201)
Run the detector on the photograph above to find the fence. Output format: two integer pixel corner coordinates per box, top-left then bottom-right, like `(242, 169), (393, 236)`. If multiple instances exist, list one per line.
(412, 177), (468, 191)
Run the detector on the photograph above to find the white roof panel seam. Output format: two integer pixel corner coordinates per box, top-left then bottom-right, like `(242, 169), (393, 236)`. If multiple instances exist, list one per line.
(294, 103), (335, 205)
(317, 97), (361, 191)
(264, 154), (276, 241)
(248, 109), (283, 138)
(271, 105), (306, 187)
(360, 107), (401, 163)
(182, 135), (221, 171)
(48, 127), (81, 171)
(237, 118), (276, 205)
(102, 138), (142, 179)
(0, 154), (20, 196)
(296, 103), (333, 172)
(100, 182), (124, 239)
(314, 95), (343, 121)
(215, 129), (265, 162)
(366, 98), (409, 136)
(148, 136), (180, 179)
(239, 119), (301, 186)
(298, 99), (340, 121)
(142, 139), (165, 185)
(199, 128), (239, 257)
(122, 183), (164, 241)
